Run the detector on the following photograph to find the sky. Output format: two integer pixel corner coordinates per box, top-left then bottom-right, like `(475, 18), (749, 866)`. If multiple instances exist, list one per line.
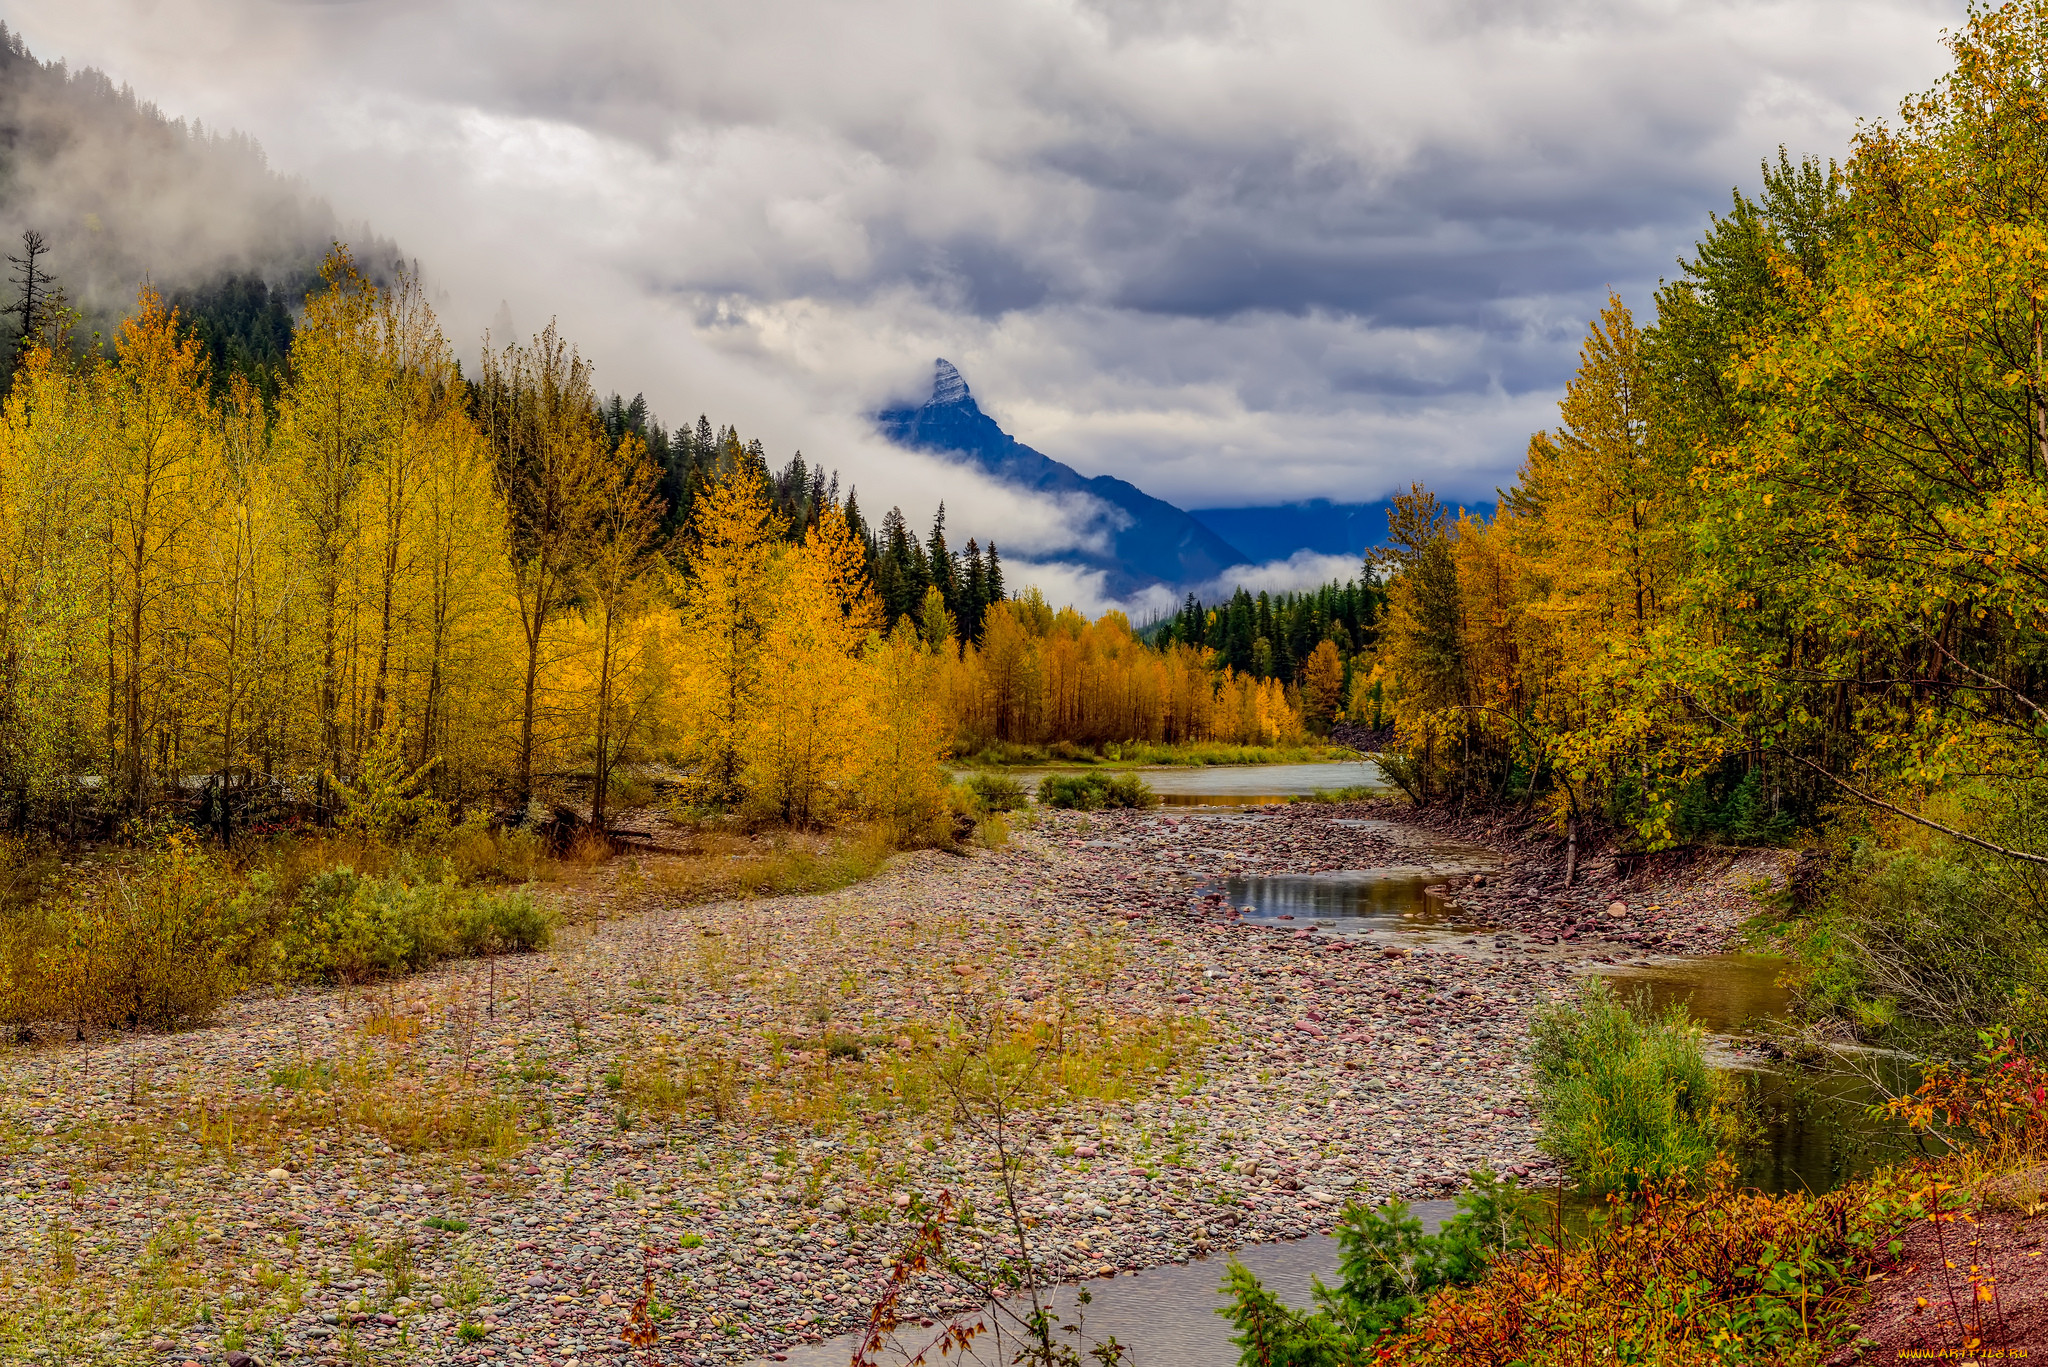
(10, 0), (1962, 610)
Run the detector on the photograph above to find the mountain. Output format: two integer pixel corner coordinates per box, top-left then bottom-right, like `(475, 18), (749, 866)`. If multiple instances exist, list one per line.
(875, 360), (1250, 596)
(1192, 498), (1497, 563)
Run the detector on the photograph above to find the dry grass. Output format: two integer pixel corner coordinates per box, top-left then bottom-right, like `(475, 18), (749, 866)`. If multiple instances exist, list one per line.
(643, 823), (898, 907)
(609, 1000), (1209, 1133)
(0, 816), (1219, 1360)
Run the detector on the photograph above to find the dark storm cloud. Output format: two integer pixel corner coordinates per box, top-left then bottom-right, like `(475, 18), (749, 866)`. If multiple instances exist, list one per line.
(12, 0), (1968, 605)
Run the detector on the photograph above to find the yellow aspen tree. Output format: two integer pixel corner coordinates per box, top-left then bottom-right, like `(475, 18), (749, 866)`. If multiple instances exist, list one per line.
(859, 618), (950, 835)
(581, 433), (664, 829)
(742, 507), (881, 826)
(675, 464), (784, 805)
(96, 287), (217, 808)
(276, 249), (382, 799)
(365, 267), (444, 738)
(0, 345), (99, 819)
(188, 374), (296, 804)
(416, 387), (511, 792)
(477, 320), (609, 806)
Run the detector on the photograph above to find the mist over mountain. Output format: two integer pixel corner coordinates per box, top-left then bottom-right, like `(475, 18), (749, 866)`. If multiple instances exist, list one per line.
(877, 359), (1251, 598)
(0, 22), (394, 374)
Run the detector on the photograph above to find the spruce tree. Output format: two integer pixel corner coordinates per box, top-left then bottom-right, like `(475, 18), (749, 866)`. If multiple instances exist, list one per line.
(961, 538), (987, 643)
(927, 503), (956, 618)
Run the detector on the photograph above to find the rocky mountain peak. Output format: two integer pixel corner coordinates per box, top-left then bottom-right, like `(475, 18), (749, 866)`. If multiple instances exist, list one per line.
(930, 357), (971, 407)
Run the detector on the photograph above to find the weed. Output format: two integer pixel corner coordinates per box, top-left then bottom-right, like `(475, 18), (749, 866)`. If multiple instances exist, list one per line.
(1528, 978), (1743, 1195)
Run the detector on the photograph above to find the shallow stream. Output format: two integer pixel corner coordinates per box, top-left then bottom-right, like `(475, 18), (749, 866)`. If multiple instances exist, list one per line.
(756, 776), (1916, 1365)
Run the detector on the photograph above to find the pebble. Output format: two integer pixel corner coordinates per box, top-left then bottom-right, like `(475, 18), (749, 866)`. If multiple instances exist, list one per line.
(0, 798), (1769, 1364)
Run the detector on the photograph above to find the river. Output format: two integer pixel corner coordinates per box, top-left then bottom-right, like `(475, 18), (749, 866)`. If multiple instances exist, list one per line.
(755, 763), (1912, 1366)
(955, 760), (1388, 806)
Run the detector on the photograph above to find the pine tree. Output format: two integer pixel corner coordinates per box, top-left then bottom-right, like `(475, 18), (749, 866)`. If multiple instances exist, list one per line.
(926, 504), (956, 619)
(961, 538), (987, 643)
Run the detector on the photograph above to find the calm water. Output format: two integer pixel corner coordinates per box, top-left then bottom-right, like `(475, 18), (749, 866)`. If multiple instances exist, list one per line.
(961, 761), (1390, 807)
(1589, 954), (1920, 1193)
(750, 774), (1915, 1366)
(1217, 823), (1499, 946)
(761, 1203), (1458, 1367)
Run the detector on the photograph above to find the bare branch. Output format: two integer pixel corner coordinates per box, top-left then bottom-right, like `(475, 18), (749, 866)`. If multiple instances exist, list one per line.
(1677, 689), (2048, 867)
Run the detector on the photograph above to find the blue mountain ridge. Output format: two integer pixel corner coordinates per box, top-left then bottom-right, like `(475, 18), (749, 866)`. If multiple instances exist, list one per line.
(875, 360), (1250, 597)
(1190, 499), (1495, 563)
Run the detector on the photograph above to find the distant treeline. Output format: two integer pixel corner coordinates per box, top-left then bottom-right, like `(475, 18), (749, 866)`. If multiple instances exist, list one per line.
(1155, 578), (1385, 696)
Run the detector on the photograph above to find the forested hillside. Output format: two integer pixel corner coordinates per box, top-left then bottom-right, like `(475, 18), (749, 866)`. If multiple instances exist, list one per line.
(1367, 2), (2048, 1045)
(0, 22), (398, 394)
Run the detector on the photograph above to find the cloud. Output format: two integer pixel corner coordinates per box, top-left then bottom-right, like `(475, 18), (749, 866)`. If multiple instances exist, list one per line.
(11, 0), (1963, 554)
(1005, 548), (1369, 621)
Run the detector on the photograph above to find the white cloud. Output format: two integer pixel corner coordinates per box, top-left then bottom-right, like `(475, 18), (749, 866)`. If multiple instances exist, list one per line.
(1005, 548), (1370, 621)
(10, 0), (1963, 561)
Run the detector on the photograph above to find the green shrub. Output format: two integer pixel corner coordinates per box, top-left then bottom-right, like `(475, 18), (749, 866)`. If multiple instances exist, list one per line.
(1036, 772), (1159, 810)
(460, 888), (552, 955)
(1793, 835), (2048, 1051)
(0, 834), (556, 1036)
(1528, 979), (1742, 1195)
(1099, 773), (1159, 808)
(966, 772), (1027, 813)
(1035, 773), (1103, 809)
(1219, 1172), (1533, 1361)
(282, 860), (553, 984)
(447, 812), (553, 884)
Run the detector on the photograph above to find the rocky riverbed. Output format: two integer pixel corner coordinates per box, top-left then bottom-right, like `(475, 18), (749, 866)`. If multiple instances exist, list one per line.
(0, 802), (1778, 1366)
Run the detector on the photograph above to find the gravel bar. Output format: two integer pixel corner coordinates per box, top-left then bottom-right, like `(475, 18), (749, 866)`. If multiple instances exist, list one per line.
(0, 802), (1778, 1365)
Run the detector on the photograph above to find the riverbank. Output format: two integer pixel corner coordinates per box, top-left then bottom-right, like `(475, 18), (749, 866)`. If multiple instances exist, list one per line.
(952, 741), (1357, 769)
(0, 799), (1779, 1365)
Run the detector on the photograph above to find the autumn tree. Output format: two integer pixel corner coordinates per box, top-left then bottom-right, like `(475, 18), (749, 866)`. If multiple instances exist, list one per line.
(746, 507), (882, 826)
(676, 464), (785, 804)
(1299, 639), (1344, 735)
(580, 434), (665, 829)
(98, 288), (217, 808)
(477, 320), (610, 806)
(276, 249), (382, 801)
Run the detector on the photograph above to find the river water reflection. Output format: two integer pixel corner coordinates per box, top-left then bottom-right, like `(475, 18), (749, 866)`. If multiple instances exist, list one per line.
(1588, 954), (1919, 1194)
(764, 1204), (1461, 1367)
